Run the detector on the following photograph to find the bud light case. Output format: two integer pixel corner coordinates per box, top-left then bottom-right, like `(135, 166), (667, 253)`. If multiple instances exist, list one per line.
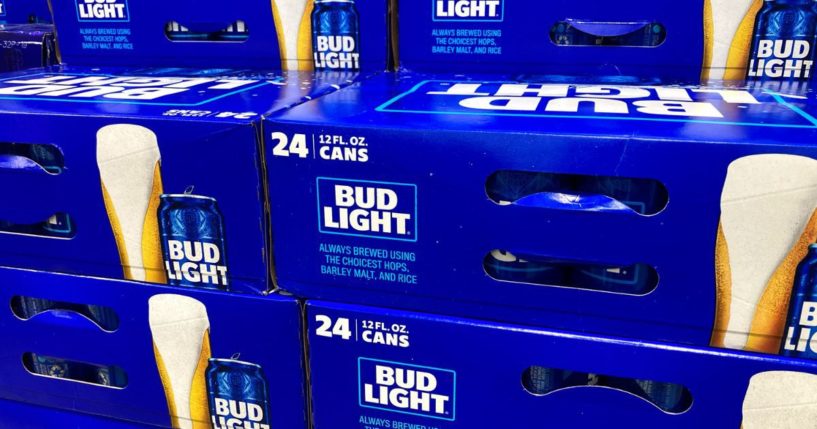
(49, 0), (388, 71)
(0, 66), (349, 294)
(0, 267), (306, 428)
(266, 72), (817, 353)
(396, 0), (817, 83)
(780, 244), (817, 358)
(307, 300), (817, 429)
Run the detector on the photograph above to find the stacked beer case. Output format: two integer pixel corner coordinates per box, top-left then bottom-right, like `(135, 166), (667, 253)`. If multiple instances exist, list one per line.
(0, 0), (387, 427)
(264, 1), (817, 428)
(6, 0), (817, 428)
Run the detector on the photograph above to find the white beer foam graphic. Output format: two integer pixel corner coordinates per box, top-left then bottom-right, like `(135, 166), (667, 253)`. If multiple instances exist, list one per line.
(743, 371), (817, 428)
(708, 0), (756, 79)
(721, 154), (817, 349)
(274, 0), (310, 70)
(149, 294), (211, 429)
(96, 124), (161, 282)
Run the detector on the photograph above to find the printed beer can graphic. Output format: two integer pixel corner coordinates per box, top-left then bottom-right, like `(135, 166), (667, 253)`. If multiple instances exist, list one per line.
(781, 243), (817, 358)
(207, 358), (271, 429)
(312, 0), (361, 70)
(158, 191), (229, 290)
(747, 0), (817, 81)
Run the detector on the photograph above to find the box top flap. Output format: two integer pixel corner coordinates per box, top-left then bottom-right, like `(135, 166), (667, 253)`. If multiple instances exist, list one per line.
(270, 72), (817, 145)
(0, 66), (353, 122)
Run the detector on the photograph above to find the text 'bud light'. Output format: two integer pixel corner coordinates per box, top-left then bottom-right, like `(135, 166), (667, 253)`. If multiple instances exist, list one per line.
(318, 178), (417, 241)
(76, 0), (129, 21)
(207, 358), (271, 429)
(159, 192), (229, 290)
(358, 358), (456, 420)
(434, 0), (503, 21)
(312, 0), (360, 71)
(781, 243), (817, 358)
(747, 0), (817, 80)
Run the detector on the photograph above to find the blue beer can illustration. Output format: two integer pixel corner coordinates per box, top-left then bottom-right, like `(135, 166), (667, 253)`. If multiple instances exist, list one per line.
(158, 191), (229, 290)
(207, 358), (271, 429)
(780, 243), (817, 358)
(312, 0), (360, 70)
(747, 0), (817, 80)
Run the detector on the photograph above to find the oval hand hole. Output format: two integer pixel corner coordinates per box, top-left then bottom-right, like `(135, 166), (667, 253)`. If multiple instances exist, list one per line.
(0, 213), (76, 239)
(485, 250), (658, 295)
(0, 142), (65, 175)
(522, 366), (692, 414)
(23, 353), (127, 388)
(11, 296), (119, 332)
(550, 20), (666, 47)
(165, 20), (249, 42)
(486, 170), (668, 216)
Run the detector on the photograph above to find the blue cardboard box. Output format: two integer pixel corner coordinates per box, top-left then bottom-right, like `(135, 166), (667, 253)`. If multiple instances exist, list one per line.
(0, 0), (384, 292)
(0, 266), (306, 428)
(266, 72), (817, 358)
(0, 399), (162, 428)
(51, 0), (388, 71)
(0, 23), (57, 72)
(396, 0), (701, 79)
(307, 300), (817, 428)
(0, 66), (349, 293)
(396, 0), (817, 83)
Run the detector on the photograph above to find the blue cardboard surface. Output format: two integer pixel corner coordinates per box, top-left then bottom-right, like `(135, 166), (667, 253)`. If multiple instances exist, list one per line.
(266, 72), (817, 347)
(0, 266), (306, 428)
(306, 300), (817, 428)
(396, 0), (704, 79)
(0, 398), (164, 428)
(50, 0), (388, 70)
(0, 66), (354, 293)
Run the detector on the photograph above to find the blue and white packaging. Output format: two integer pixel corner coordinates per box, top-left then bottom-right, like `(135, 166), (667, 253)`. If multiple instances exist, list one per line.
(51, 0), (388, 71)
(0, 266), (306, 428)
(307, 300), (817, 428)
(266, 73), (817, 357)
(396, 0), (817, 83)
(0, 0), (382, 292)
(0, 67), (346, 293)
(397, 0), (700, 79)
